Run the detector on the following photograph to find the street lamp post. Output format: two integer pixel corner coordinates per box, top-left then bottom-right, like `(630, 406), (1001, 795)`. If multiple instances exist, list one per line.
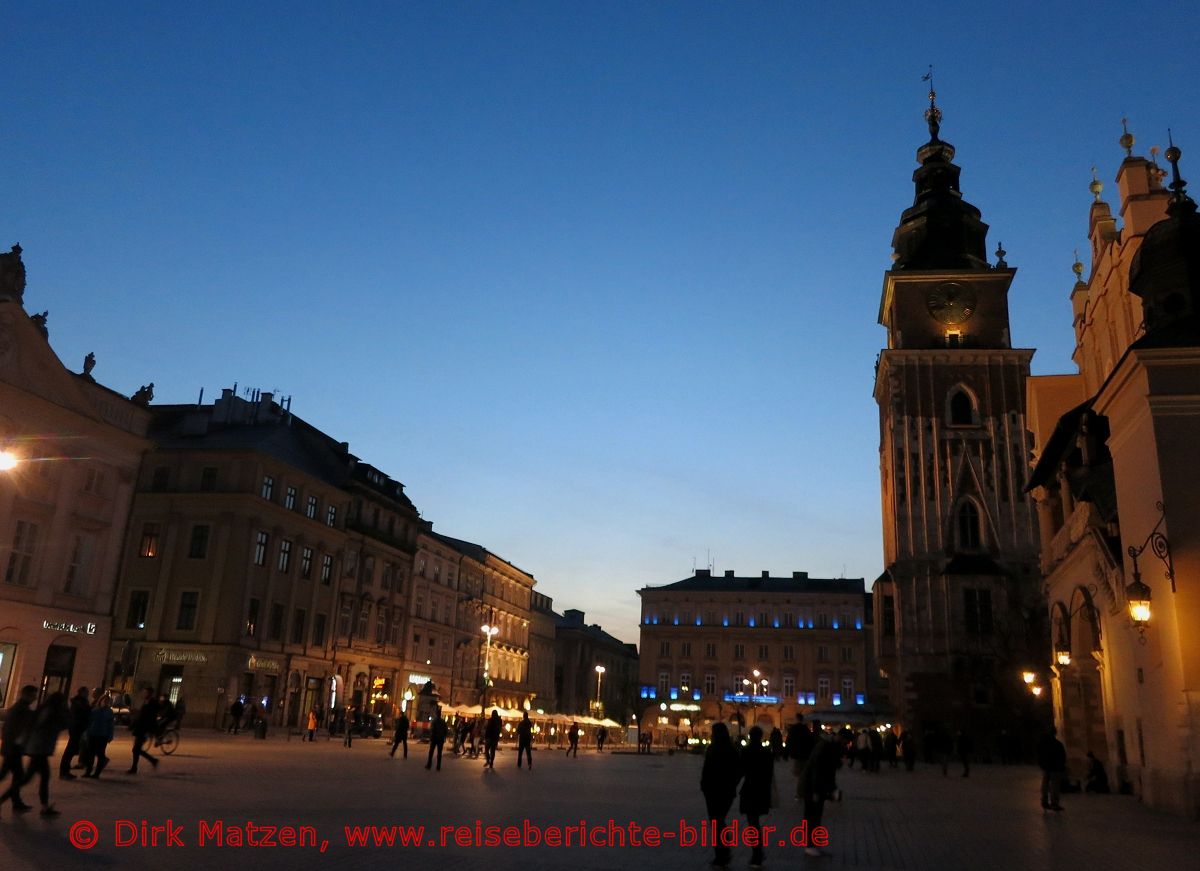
(594, 665), (606, 717)
(480, 622), (499, 715)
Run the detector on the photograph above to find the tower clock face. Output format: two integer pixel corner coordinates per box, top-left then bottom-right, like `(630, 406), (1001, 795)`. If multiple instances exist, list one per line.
(926, 282), (978, 325)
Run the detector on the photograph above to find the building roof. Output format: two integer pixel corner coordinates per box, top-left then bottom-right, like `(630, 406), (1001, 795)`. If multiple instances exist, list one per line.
(639, 571), (865, 595)
(429, 531), (534, 580)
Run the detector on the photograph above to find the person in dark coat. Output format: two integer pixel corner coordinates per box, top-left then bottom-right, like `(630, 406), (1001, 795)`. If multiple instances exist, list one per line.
(786, 713), (815, 800)
(700, 722), (742, 869)
(0, 685), (38, 814)
(1085, 751), (1110, 794)
(566, 722), (580, 757)
(84, 695), (115, 778)
(884, 728), (899, 768)
(426, 709), (448, 771)
(484, 710), (502, 768)
(58, 686), (92, 779)
(738, 725), (773, 870)
(390, 711), (410, 758)
(868, 728), (884, 773)
(228, 698), (245, 734)
(596, 725), (607, 752)
(516, 711), (534, 768)
(20, 692), (70, 816)
(1036, 726), (1067, 811)
(800, 720), (842, 859)
(127, 688), (160, 774)
(768, 726), (784, 759)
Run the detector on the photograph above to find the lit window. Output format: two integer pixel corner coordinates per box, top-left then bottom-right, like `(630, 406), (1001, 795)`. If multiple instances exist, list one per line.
(261, 475), (275, 500)
(138, 523), (159, 559)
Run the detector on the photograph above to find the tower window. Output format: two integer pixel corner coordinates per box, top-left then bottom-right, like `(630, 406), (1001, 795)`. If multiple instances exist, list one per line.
(957, 501), (982, 550)
(948, 389), (975, 426)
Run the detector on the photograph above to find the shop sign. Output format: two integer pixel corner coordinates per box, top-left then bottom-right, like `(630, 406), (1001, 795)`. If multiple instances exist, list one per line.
(154, 649), (209, 664)
(248, 654), (281, 672)
(42, 619), (97, 635)
(407, 673), (431, 686)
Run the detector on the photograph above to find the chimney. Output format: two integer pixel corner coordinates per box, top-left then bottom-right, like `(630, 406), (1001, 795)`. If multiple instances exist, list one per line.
(793, 571), (808, 580)
(761, 570), (770, 578)
(696, 569), (711, 578)
(724, 570), (735, 578)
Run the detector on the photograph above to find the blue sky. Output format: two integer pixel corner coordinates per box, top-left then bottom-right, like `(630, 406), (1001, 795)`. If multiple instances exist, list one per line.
(4, 1), (1197, 643)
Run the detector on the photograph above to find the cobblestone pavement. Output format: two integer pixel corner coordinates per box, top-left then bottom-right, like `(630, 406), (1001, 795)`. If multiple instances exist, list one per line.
(1, 730), (1197, 870)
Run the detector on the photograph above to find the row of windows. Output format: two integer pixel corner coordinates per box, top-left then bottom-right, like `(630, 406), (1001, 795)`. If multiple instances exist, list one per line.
(245, 597), (330, 647)
(261, 475), (337, 527)
(646, 672), (859, 702)
(4, 520), (97, 597)
(643, 611), (863, 630)
(657, 641), (856, 662)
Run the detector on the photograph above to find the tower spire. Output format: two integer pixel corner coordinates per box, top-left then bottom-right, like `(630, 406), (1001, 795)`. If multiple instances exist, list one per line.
(922, 65), (941, 141)
(1120, 117), (1135, 158)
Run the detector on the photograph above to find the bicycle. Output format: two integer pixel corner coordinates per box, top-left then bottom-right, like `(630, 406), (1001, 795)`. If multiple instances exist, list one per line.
(154, 726), (181, 755)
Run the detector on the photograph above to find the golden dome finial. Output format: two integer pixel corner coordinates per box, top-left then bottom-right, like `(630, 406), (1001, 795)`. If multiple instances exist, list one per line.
(1072, 249), (1084, 282)
(1120, 117), (1135, 158)
(1089, 165), (1103, 201)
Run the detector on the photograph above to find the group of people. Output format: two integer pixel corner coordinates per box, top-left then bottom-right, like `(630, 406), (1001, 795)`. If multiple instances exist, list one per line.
(0, 685), (173, 819)
(701, 713), (841, 868)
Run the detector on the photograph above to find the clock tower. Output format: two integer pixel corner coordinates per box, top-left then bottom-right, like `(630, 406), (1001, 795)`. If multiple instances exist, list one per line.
(873, 90), (1043, 736)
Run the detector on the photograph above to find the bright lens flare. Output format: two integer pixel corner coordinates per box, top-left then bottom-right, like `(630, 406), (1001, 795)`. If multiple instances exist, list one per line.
(0, 450), (18, 471)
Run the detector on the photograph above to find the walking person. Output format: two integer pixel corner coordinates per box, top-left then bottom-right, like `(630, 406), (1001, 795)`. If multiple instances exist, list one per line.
(343, 706), (357, 748)
(58, 686), (92, 780)
(566, 721), (580, 757)
(739, 726), (773, 871)
(786, 713), (815, 800)
(426, 709), (448, 771)
(306, 707), (318, 742)
(700, 722), (741, 869)
(884, 728), (899, 769)
(484, 709), (501, 769)
(516, 711), (534, 768)
(0, 685), (38, 815)
(800, 720), (842, 859)
(127, 688), (160, 774)
(84, 694), (115, 778)
(389, 711), (410, 758)
(596, 724), (607, 753)
(20, 692), (70, 816)
(1037, 726), (1067, 811)
(228, 698), (244, 734)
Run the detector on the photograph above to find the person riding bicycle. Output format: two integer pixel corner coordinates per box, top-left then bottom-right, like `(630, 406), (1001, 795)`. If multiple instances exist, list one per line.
(154, 694), (179, 745)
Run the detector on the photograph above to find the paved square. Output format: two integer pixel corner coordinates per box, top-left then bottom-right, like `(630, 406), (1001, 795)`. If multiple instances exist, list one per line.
(1, 730), (1197, 870)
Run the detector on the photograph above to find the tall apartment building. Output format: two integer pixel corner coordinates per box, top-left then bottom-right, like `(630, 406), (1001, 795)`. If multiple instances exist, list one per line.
(108, 388), (423, 728)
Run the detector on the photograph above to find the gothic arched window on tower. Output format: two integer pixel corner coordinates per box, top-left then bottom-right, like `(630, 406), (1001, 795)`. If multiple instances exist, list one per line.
(948, 387), (977, 426)
(957, 500), (982, 550)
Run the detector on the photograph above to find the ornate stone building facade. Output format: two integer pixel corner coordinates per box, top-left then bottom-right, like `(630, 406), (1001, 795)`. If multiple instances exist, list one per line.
(873, 96), (1043, 738)
(0, 245), (151, 705)
(638, 570), (868, 736)
(1026, 129), (1200, 816)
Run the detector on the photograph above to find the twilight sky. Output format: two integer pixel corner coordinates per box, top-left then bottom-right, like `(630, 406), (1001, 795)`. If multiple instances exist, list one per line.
(3, 2), (1197, 644)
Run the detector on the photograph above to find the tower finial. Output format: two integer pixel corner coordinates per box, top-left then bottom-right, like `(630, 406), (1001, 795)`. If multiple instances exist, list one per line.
(1163, 129), (1194, 213)
(922, 65), (941, 141)
(1120, 117), (1135, 157)
(1089, 165), (1104, 201)
(994, 241), (1007, 268)
(1072, 249), (1084, 283)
